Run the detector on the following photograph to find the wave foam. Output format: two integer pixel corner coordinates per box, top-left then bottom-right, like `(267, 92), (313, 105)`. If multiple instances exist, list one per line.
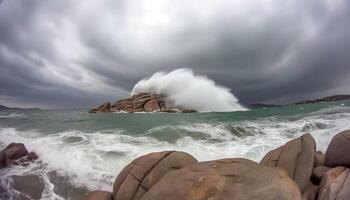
(131, 68), (247, 112)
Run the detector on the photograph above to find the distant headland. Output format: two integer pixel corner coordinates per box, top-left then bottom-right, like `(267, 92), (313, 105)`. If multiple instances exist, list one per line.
(248, 94), (350, 109)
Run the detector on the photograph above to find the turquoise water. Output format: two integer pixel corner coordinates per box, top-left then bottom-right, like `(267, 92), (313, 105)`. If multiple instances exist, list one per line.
(0, 101), (350, 199)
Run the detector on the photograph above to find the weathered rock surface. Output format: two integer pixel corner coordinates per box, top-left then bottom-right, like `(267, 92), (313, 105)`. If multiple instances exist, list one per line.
(113, 151), (198, 200)
(318, 167), (348, 200)
(325, 130), (350, 167)
(260, 134), (316, 193)
(85, 190), (113, 200)
(141, 158), (302, 200)
(90, 93), (196, 113)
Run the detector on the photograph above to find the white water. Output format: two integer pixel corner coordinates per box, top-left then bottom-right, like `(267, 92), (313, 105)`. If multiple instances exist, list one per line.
(131, 68), (247, 112)
(1, 106), (350, 200)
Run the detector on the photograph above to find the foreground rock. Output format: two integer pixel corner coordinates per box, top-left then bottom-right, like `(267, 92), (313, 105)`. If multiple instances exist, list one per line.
(260, 134), (316, 194)
(325, 130), (350, 167)
(142, 158), (302, 200)
(89, 93), (196, 113)
(113, 151), (197, 200)
(318, 167), (350, 200)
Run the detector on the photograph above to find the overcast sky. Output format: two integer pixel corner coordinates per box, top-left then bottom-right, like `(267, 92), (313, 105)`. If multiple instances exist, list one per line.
(0, 0), (350, 109)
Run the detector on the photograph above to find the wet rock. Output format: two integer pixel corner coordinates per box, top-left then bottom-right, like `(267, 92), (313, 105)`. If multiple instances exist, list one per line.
(85, 190), (113, 200)
(11, 174), (45, 200)
(48, 171), (89, 200)
(4, 143), (29, 160)
(141, 158), (302, 200)
(325, 130), (350, 167)
(260, 134), (316, 193)
(113, 151), (197, 200)
(0, 143), (38, 169)
(318, 166), (349, 200)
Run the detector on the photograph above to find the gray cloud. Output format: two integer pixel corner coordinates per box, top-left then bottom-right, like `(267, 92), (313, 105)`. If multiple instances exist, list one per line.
(0, 0), (350, 108)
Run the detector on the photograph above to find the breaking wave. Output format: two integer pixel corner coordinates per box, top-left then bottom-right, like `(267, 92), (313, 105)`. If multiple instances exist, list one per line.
(130, 68), (247, 112)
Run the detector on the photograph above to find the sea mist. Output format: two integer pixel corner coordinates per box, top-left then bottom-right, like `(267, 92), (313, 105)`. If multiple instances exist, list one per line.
(130, 68), (247, 112)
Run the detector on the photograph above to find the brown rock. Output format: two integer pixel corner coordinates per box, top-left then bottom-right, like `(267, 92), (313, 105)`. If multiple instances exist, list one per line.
(89, 102), (112, 113)
(113, 151), (198, 200)
(11, 174), (45, 200)
(85, 190), (113, 200)
(318, 166), (348, 200)
(325, 130), (350, 167)
(141, 158), (302, 200)
(143, 99), (160, 112)
(260, 134), (316, 193)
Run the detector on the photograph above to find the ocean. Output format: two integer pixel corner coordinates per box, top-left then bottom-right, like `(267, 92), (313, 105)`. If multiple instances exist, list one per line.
(1, 100), (350, 199)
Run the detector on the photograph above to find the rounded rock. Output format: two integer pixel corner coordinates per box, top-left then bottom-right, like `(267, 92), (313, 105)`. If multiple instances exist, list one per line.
(113, 151), (197, 200)
(325, 130), (350, 167)
(141, 158), (302, 200)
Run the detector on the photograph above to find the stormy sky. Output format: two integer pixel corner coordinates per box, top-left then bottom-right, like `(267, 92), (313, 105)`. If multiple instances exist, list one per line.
(0, 0), (350, 109)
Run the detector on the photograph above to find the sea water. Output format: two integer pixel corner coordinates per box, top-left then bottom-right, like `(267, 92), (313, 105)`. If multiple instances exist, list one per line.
(1, 100), (350, 199)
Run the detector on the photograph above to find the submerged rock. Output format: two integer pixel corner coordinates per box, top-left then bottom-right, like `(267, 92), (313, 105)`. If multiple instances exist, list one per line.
(89, 93), (197, 113)
(11, 174), (45, 200)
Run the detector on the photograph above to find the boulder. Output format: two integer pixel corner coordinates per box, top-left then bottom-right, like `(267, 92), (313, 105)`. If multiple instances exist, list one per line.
(325, 130), (350, 167)
(141, 158), (302, 200)
(85, 191), (113, 200)
(113, 151), (198, 200)
(318, 167), (349, 200)
(11, 174), (45, 200)
(260, 134), (316, 193)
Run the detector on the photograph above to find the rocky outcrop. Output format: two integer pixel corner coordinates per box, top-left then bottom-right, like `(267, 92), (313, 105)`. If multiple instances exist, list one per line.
(83, 130), (350, 200)
(260, 134), (316, 193)
(89, 93), (196, 113)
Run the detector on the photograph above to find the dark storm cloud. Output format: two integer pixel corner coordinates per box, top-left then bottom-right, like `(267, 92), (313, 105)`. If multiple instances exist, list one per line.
(0, 0), (349, 108)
